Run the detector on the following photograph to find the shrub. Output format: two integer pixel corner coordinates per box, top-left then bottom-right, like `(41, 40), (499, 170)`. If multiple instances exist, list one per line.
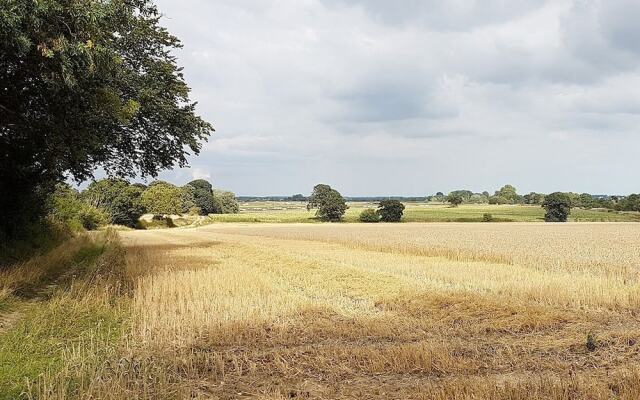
(377, 200), (405, 222)
(482, 213), (493, 222)
(542, 192), (572, 222)
(77, 205), (109, 230)
(359, 209), (379, 223)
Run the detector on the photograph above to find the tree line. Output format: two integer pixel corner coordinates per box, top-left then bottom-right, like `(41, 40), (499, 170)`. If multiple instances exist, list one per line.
(50, 178), (238, 231)
(305, 183), (640, 223)
(436, 184), (639, 212)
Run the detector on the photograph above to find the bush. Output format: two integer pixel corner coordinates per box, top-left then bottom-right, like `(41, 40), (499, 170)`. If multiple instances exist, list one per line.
(359, 209), (379, 223)
(482, 213), (493, 222)
(542, 192), (572, 222)
(377, 200), (405, 222)
(77, 205), (109, 230)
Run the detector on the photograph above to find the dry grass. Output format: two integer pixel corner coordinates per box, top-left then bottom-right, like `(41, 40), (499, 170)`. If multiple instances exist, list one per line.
(11, 223), (640, 399)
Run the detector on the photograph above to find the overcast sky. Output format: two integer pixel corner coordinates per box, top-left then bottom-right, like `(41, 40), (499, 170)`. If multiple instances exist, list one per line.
(151, 0), (640, 196)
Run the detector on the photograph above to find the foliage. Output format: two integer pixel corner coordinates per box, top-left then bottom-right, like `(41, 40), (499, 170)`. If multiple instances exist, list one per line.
(618, 194), (640, 212)
(83, 179), (145, 227)
(186, 179), (216, 215)
(0, 0), (212, 239)
(377, 200), (405, 222)
(482, 213), (494, 222)
(213, 190), (240, 214)
(307, 184), (348, 221)
(446, 193), (463, 207)
(49, 184), (108, 231)
(543, 192), (572, 222)
(140, 182), (185, 216)
(495, 185), (519, 204)
(523, 192), (545, 205)
(488, 195), (509, 205)
(359, 209), (380, 223)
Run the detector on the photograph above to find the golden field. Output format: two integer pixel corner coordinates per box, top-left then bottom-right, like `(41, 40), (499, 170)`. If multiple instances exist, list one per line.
(3, 223), (640, 399)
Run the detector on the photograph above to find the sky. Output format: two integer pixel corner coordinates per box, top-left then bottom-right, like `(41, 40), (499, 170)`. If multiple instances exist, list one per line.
(150, 0), (640, 196)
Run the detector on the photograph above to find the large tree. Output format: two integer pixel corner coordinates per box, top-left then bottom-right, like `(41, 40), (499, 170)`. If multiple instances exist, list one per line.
(377, 200), (405, 222)
(542, 192), (572, 222)
(0, 0), (212, 238)
(307, 184), (348, 221)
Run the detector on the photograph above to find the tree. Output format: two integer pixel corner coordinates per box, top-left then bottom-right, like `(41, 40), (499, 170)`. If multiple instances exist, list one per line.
(213, 190), (240, 214)
(82, 179), (145, 227)
(307, 184), (348, 221)
(377, 200), (405, 222)
(523, 192), (545, 205)
(446, 193), (463, 207)
(495, 185), (518, 204)
(359, 209), (379, 223)
(49, 183), (108, 230)
(449, 190), (474, 202)
(542, 192), (572, 222)
(619, 194), (640, 212)
(140, 182), (184, 216)
(0, 0), (213, 238)
(187, 179), (216, 215)
(489, 195), (509, 205)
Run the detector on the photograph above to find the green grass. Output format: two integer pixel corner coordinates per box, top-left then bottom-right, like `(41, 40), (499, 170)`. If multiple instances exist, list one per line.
(204, 202), (640, 224)
(0, 235), (128, 399)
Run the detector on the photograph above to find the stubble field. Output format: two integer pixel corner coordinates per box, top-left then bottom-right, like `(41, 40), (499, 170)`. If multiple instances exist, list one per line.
(3, 222), (640, 399)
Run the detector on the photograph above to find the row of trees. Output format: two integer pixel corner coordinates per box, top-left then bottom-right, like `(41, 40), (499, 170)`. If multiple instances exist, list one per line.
(50, 178), (238, 230)
(437, 185), (640, 212)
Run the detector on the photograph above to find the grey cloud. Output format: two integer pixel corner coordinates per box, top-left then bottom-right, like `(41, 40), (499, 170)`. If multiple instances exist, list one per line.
(147, 0), (640, 195)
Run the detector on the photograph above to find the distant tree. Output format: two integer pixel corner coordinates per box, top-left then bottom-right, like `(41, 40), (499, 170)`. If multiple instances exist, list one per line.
(287, 194), (307, 202)
(0, 0), (212, 239)
(619, 194), (640, 212)
(446, 193), (464, 207)
(489, 195), (509, 205)
(307, 184), (348, 221)
(576, 193), (595, 209)
(359, 208), (380, 223)
(82, 179), (145, 227)
(495, 185), (518, 204)
(377, 200), (405, 222)
(213, 190), (240, 214)
(523, 192), (545, 205)
(449, 190), (474, 202)
(542, 192), (572, 222)
(140, 182), (184, 215)
(187, 179), (216, 215)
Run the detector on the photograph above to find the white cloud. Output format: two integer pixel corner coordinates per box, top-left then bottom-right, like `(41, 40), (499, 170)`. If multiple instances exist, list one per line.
(153, 0), (640, 195)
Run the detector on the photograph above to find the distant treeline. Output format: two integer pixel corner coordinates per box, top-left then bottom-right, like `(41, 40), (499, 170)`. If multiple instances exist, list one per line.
(239, 185), (640, 213)
(238, 195), (428, 202)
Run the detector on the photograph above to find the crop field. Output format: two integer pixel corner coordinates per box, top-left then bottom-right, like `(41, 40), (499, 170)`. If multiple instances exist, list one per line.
(206, 202), (640, 223)
(3, 223), (639, 399)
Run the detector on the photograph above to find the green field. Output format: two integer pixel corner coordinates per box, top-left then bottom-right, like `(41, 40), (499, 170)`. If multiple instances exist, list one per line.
(204, 202), (640, 223)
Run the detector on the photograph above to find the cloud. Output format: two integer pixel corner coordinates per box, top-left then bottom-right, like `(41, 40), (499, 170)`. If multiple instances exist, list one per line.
(150, 0), (640, 195)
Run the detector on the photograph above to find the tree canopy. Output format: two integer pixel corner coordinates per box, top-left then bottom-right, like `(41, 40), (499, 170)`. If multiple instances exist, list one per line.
(377, 200), (405, 222)
(0, 0), (212, 238)
(307, 184), (348, 221)
(542, 192), (572, 222)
